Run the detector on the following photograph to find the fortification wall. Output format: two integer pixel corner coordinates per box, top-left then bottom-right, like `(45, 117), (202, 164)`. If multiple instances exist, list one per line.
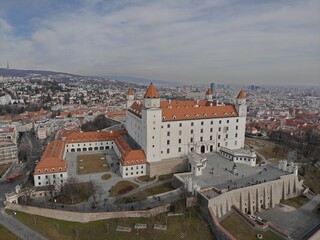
(148, 157), (188, 177)
(5, 203), (170, 223)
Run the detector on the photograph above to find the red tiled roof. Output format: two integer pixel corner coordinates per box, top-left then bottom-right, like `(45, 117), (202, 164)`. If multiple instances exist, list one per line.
(34, 139), (67, 175)
(115, 135), (146, 166)
(237, 90), (246, 99)
(128, 99), (238, 121)
(65, 130), (127, 143)
(144, 83), (159, 98)
(127, 88), (134, 95)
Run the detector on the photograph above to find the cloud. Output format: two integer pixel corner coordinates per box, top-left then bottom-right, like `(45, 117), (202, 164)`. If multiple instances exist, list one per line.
(0, 0), (319, 86)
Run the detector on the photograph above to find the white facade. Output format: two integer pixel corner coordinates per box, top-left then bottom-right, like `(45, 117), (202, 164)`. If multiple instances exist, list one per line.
(126, 86), (247, 166)
(219, 147), (256, 166)
(64, 140), (115, 154)
(120, 163), (146, 178)
(34, 172), (68, 187)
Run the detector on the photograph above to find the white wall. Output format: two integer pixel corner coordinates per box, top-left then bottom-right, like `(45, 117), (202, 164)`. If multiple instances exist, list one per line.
(34, 172), (68, 187)
(120, 163), (146, 178)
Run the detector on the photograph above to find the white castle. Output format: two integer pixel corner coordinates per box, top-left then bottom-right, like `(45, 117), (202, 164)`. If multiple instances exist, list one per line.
(126, 83), (248, 176)
(33, 83), (249, 186)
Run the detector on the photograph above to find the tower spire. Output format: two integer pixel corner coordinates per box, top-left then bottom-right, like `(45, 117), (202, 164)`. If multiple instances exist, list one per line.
(6, 60), (9, 69)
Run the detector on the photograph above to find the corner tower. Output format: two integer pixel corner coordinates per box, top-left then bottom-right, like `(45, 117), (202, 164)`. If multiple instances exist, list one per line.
(235, 90), (247, 117)
(205, 88), (213, 101)
(141, 83), (162, 164)
(126, 88), (134, 109)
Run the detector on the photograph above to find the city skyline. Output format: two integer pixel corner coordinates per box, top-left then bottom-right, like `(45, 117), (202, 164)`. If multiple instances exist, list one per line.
(0, 0), (319, 86)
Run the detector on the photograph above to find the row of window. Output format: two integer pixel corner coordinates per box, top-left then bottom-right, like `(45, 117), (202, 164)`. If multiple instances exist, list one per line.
(164, 119), (239, 128)
(37, 173), (64, 180)
(37, 179), (63, 186)
(38, 167), (63, 173)
(67, 142), (113, 148)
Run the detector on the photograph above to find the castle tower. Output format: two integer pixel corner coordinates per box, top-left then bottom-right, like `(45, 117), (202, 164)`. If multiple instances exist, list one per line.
(205, 88), (213, 101)
(235, 90), (247, 148)
(141, 83), (162, 163)
(235, 90), (247, 117)
(126, 88), (134, 109)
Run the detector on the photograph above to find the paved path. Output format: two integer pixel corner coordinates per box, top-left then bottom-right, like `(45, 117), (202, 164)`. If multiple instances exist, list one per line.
(257, 195), (320, 239)
(0, 208), (47, 240)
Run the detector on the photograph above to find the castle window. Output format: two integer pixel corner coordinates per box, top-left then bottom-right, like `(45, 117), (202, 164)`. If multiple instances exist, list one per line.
(200, 137), (203, 141)
(210, 128), (213, 132)
(227, 120), (229, 123)
(191, 122), (194, 126)
(200, 129), (203, 133)
(167, 148), (170, 154)
(167, 140), (170, 145)
(203, 114), (207, 117)
(219, 120), (222, 124)
(201, 121), (204, 125)
(178, 147), (181, 152)
(191, 129), (193, 134)
(178, 139), (181, 143)
(179, 123), (182, 127)
(235, 133), (238, 137)
(185, 115), (189, 119)
(162, 116), (165, 120)
(167, 124), (170, 128)
(195, 114), (199, 118)
(167, 132), (170, 136)
(52, 168), (55, 172)
(236, 119), (239, 123)
(172, 116), (176, 119)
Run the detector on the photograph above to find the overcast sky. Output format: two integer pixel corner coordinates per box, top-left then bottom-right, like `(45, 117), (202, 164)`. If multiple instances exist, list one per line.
(0, 0), (319, 86)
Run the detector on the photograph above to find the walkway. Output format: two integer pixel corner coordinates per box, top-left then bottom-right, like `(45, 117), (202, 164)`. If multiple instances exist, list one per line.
(0, 207), (47, 240)
(257, 195), (320, 239)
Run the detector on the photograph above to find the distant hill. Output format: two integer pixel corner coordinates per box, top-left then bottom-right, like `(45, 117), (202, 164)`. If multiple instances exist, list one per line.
(0, 68), (79, 78)
(0, 68), (181, 86)
(100, 74), (180, 86)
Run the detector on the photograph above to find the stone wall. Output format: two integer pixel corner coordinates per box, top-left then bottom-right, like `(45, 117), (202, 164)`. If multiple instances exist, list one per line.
(5, 203), (170, 223)
(148, 157), (188, 177)
(204, 173), (303, 219)
(201, 206), (236, 240)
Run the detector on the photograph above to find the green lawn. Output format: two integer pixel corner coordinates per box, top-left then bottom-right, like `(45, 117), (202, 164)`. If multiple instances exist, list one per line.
(0, 224), (17, 240)
(158, 173), (173, 181)
(8, 208), (215, 240)
(300, 166), (320, 194)
(144, 183), (175, 196)
(101, 174), (111, 180)
(280, 196), (309, 208)
(313, 203), (320, 214)
(115, 183), (175, 204)
(137, 175), (156, 182)
(220, 213), (284, 240)
(109, 181), (139, 197)
(77, 154), (109, 175)
(0, 163), (11, 178)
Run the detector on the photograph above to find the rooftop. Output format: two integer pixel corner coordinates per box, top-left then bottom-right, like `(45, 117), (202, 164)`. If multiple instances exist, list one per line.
(176, 153), (286, 195)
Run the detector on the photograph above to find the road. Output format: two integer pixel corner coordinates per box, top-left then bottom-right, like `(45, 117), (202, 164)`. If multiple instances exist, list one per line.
(0, 207), (47, 240)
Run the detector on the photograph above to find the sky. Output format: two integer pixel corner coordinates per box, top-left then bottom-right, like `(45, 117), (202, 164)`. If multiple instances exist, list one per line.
(0, 0), (319, 86)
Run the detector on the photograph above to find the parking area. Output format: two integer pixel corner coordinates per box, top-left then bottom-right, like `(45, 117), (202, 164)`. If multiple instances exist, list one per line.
(257, 195), (320, 239)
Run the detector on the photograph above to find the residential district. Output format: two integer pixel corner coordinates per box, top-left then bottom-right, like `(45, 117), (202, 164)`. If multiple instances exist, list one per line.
(0, 70), (319, 240)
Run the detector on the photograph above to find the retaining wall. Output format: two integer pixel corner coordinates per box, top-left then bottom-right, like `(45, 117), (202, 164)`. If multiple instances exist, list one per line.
(5, 203), (170, 223)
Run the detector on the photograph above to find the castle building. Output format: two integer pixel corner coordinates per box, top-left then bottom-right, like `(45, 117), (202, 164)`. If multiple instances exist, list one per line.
(126, 83), (248, 176)
(34, 83), (249, 185)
